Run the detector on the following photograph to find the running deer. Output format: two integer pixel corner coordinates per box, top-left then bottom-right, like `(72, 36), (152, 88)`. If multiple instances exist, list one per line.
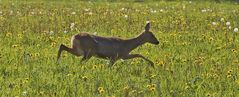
(57, 22), (159, 67)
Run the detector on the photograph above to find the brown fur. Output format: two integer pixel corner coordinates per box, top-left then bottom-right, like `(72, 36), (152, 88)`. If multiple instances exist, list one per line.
(57, 22), (159, 67)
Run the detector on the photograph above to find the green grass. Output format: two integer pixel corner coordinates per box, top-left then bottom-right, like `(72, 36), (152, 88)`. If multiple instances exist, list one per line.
(0, 0), (239, 97)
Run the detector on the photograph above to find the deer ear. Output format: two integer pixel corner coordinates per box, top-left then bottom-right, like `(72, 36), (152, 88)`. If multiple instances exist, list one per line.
(145, 22), (151, 31)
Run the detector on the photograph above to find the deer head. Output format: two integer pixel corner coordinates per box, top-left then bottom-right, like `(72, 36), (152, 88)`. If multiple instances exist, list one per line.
(142, 22), (159, 45)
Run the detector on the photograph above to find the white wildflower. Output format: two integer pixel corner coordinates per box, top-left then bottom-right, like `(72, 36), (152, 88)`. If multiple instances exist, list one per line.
(10, 10), (13, 15)
(70, 23), (75, 30)
(93, 32), (97, 35)
(160, 9), (164, 12)
(201, 9), (207, 13)
(150, 10), (157, 13)
(30, 12), (35, 15)
(234, 28), (238, 32)
(22, 91), (27, 96)
(63, 30), (68, 34)
(226, 22), (230, 26)
(120, 59), (125, 62)
(121, 8), (126, 11)
(71, 12), (76, 15)
(49, 31), (54, 35)
(229, 26), (232, 29)
(220, 18), (224, 22)
(189, 1), (192, 3)
(212, 22), (217, 26)
(124, 15), (128, 18)
(84, 8), (90, 12)
(183, 5), (186, 9)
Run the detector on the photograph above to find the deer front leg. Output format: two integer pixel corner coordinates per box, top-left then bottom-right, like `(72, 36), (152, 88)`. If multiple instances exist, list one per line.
(80, 51), (92, 62)
(57, 44), (81, 63)
(122, 54), (154, 68)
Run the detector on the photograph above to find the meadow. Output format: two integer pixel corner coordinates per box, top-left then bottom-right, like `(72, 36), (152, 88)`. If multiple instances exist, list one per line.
(0, 0), (239, 97)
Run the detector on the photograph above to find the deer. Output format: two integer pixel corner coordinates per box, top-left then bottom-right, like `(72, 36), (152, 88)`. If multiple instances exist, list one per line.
(57, 22), (159, 67)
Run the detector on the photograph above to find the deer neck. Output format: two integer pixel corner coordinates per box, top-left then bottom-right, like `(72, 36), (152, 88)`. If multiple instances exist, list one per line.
(126, 33), (147, 51)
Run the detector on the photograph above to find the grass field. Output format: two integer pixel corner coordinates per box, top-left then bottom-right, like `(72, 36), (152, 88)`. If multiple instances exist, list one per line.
(0, 0), (239, 97)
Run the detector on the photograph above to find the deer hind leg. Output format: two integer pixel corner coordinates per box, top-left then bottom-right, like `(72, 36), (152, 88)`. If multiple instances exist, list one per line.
(122, 54), (154, 68)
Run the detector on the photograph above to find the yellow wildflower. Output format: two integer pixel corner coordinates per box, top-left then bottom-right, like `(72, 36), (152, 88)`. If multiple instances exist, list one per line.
(150, 87), (156, 91)
(12, 44), (18, 48)
(92, 65), (97, 69)
(82, 76), (87, 81)
(6, 32), (12, 37)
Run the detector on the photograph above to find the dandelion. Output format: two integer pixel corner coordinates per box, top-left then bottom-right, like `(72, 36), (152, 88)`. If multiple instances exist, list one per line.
(98, 87), (103, 91)
(30, 12), (35, 15)
(220, 18), (224, 22)
(185, 85), (190, 90)
(10, 10), (13, 15)
(22, 91), (27, 96)
(212, 22), (217, 26)
(228, 26), (232, 29)
(63, 30), (68, 34)
(150, 87), (156, 91)
(150, 74), (156, 79)
(36, 44), (40, 47)
(35, 53), (40, 56)
(82, 76), (88, 81)
(84, 8), (90, 12)
(92, 65), (97, 69)
(93, 32), (97, 35)
(12, 44), (18, 48)
(209, 37), (214, 42)
(51, 42), (56, 47)
(99, 90), (105, 94)
(150, 9), (157, 13)
(232, 49), (237, 53)
(71, 12), (76, 15)
(206, 93), (211, 97)
(70, 23), (75, 30)
(151, 84), (156, 88)
(67, 73), (73, 76)
(121, 8), (126, 11)
(183, 5), (186, 9)
(49, 31), (54, 35)
(227, 74), (232, 78)
(6, 32), (12, 37)
(123, 86), (129, 90)
(201, 9), (207, 13)
(39, 91), (44, 95)
(226, 22), (230, 26)
(227, 69), (233, 74)
(98, 87), (104, 94)
(147, 84), (156, 91)
(70, 23), (75, 27)
(233, 28), (238, 32)
(124, 15), (128, 18)
(17, 33), (23, 38)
